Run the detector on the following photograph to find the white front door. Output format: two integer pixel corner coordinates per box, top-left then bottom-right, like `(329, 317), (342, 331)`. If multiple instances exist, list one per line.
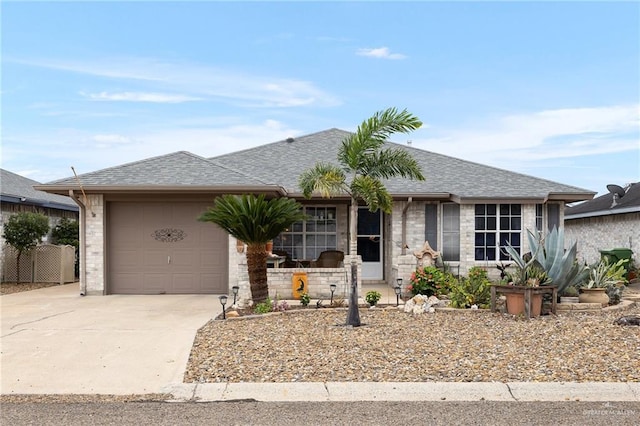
(357, 207), (383, 280)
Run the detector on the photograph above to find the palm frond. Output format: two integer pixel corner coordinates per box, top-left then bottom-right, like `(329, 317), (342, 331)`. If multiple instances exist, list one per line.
(198, 194), (307, 244)
(338, 107), (422, 170)
(351, 175), (393, 213)
(298, 163), (348, 199)
(361, 148), (425, 180)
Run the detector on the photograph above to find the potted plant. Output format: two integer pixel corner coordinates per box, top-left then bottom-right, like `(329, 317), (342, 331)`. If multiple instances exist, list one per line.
(365, 290), (381, 307)
(501, 243), (551, 317)
(559, 286), (579, 304)
(578, 258), (628, 306)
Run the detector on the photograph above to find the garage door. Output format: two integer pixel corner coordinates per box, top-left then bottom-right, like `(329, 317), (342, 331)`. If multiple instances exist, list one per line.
(108, 202), (228, 294)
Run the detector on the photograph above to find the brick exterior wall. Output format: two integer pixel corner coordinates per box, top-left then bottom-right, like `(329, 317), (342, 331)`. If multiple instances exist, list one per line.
(83, 194), (105, 295)
(565, 212), (639, 264)
(389, 200), (565, 282)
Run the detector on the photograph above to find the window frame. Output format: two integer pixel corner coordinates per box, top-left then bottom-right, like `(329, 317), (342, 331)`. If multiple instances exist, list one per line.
(474, 203), (522, 261)
(273, 206), (338, 260)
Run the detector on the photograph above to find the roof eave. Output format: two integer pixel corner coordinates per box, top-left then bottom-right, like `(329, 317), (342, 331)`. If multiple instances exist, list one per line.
(34, 184), (288, 197)
(565, 206), (640, 220)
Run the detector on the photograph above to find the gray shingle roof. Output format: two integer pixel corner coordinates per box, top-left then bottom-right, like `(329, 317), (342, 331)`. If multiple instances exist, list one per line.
(1, 169), (78, 210)
(566, 182), (640, 218)
(44, 151), (270, 187)
(34, 129), (595, 202)
(210, 128), (594, 200)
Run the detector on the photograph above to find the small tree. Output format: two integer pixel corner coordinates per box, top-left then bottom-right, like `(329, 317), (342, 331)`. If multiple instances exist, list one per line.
(3, 212), (50, 283)
(299, 107), (424, 326)
(51, 218), (80, 277)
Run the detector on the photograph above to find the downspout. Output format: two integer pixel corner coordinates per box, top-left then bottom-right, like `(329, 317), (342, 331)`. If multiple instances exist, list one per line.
(401, 197), (413, 255)
(70, 190), (87, 296)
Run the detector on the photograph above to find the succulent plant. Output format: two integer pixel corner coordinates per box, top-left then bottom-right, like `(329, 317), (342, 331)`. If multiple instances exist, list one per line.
(526, 227), (589, 294)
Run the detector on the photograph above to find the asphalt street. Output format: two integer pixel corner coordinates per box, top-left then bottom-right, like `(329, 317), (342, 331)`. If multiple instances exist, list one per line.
(2, 401), (640, 426)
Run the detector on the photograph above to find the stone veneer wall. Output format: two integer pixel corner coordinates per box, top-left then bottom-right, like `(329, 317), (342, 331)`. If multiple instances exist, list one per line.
(565, 212), (638, 264)
(234, 250), (362, 304)
(83, 194), (105, 295)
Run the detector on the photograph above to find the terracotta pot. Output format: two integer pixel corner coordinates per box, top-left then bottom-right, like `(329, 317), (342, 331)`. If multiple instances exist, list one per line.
(505, 292), (543, 317)
(265, 241), (273, 255)
(579, 288), (609, 307)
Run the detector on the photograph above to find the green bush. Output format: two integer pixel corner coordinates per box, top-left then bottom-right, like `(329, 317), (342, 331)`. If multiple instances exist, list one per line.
(407, 266), (456, 297)
(254, 297), (273, 314)
(449, 267), (492, 309)
(365, 290), (381, 306)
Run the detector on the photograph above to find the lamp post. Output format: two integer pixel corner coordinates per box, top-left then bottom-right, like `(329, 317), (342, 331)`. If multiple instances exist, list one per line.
(329, 284), (336, 305)
(231, 286), (239, 306)
(219, 295), (228, 320)
(394, 285), (401, 306)
(396, 278), (403, 299)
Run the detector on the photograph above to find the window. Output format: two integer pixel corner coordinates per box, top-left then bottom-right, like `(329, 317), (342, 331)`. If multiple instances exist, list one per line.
(547, 204), (560, 232)
(273, 206), (337, 260)
(424, 204), (438, 250)
(535, 204), (543, 232)
(474, 204), (521, 261)
(442, 203), (460, 261)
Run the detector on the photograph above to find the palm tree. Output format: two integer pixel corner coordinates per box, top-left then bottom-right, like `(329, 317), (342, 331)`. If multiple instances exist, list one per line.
(299, 107), (425, 325)
(199, 194), (306, 303)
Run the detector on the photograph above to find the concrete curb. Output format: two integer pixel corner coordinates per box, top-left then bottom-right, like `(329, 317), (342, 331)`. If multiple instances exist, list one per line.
(161, 382), (640, 403)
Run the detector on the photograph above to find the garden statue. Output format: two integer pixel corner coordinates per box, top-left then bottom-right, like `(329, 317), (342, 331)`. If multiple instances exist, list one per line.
(413, 240), (440, 267)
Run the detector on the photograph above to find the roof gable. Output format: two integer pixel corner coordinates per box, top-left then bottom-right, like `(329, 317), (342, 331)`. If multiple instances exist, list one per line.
(44, 151), (269, 187)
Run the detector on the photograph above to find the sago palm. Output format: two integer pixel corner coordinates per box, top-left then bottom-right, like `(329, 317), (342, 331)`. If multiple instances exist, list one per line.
(199, 194), (306, 303)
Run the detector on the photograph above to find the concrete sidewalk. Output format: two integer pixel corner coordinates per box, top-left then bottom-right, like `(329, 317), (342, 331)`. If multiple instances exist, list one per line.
(162, 381), (640, 402)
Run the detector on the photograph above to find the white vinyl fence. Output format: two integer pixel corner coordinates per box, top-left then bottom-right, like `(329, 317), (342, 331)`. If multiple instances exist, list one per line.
(2, 244), (76, 284)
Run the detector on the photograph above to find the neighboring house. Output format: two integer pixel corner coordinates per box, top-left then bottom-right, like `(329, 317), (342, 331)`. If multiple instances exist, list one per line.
(35, 128), (595, 297)
(1, 168), (79, 247)
(565, 182), (639, 265)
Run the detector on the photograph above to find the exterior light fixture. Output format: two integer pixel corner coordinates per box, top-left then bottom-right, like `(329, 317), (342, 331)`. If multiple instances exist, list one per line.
(394, 285), (401, 306)
(329, 284), (336, 305)
(231, 286), (239, 305)
(219, 295), (228, 320)
(396, 278), (403, 298)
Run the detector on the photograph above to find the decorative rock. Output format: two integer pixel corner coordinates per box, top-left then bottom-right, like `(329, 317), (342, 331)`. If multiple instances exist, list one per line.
(403, 294), (442, 315)
(614, 315), (640, 326)
(226, 311), (240, 318)
(471, 304), (478, 310)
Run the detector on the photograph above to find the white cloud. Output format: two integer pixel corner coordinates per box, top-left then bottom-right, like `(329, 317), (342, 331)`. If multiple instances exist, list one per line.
(413, 104), (640, 167)
(11, 56), (340, 108)
(356, 47), (406, 60)
(82, 91), (202, 103)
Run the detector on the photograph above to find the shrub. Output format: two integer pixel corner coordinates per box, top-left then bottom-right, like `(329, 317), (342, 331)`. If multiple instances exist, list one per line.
(449, 267), (492, 309)
(365, 290), (381, 306)
(254, 297), (273, 314)
(407, 266), (455, 297)
(299, 293), (311, 307)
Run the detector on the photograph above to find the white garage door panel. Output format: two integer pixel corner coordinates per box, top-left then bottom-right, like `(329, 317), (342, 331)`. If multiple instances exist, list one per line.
(108, 202), (228, 294)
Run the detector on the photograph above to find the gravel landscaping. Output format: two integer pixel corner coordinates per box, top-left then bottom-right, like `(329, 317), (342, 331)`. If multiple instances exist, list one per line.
(185, 304), (640, 384)
(0, 282), (65, 295)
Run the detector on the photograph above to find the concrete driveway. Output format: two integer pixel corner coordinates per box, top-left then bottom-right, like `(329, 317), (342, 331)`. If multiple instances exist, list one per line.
(1, 284), (220, 394)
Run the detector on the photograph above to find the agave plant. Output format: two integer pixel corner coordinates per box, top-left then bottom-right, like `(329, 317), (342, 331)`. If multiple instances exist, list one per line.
(525, 227), (589, 294)
(503, 243), (550, 287)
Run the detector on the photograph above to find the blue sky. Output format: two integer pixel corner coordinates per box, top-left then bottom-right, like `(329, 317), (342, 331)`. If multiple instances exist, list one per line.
(2, 1), (639, 195)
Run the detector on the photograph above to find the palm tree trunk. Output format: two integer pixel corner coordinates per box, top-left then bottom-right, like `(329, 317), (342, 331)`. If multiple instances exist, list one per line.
(349, 198), (358, 255)
(245, 243), (269, 303)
